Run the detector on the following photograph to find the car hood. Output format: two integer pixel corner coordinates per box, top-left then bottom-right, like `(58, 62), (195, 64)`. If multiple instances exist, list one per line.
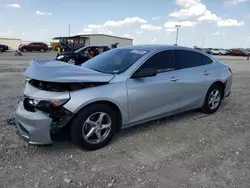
(59, 51), (75, 56)
(24, 60), (115, 83)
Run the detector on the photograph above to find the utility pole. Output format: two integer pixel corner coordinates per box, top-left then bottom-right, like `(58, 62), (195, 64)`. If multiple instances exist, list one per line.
(175, 25), (181, 46)
(202, 35), (205, 48)
(68, 24), (71, 37)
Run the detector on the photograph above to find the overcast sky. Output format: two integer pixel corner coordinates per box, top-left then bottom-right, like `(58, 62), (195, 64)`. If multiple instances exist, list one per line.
(0, 0), (249, 48)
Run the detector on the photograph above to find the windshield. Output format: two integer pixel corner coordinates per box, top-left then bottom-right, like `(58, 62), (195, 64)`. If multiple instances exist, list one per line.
(240, 49), (249, 53)
(219, 49), (226, 51)
(81, 48), (148, 74)
(75, 46), (88, 53)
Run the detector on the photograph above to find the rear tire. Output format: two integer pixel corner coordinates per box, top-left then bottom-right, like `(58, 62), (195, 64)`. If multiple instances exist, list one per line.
(70, 104), (118, 150)
(40, 48), (45, 52)
(202, 84), (223, 114)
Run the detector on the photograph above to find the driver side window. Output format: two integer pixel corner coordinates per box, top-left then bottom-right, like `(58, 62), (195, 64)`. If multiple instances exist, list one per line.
(139, 50), (176, 73)
(82, 48), (89, 56)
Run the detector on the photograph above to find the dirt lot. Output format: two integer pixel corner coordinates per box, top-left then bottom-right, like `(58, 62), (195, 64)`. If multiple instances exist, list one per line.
(0, 52), (250, 188)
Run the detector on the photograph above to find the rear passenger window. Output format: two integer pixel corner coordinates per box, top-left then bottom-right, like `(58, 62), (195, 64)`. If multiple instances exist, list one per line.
(202, 55), (213, 65)
(139, 50), (176, 72)
(175, 50), (203, 69)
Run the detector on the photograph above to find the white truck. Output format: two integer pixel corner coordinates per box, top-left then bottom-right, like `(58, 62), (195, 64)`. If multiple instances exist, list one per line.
(210, 48), (227, 55)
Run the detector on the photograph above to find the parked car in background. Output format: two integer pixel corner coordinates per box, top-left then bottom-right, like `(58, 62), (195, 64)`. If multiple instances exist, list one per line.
(0, 44), (9, 52)
(67, 43), (85, 51)
(0, 45), (4, 52)
(204, 48), (211, 54)
(2, 44), (9, 51)
(193, 47), (210, 54)
(193, 47), (204, 51)
(228, 49), (250, 56)
(56, 45), (111, 65)
(16, 45), (232, 150)
(19, 42), (48, 52)
(210, 48), (227, 55)
(224, 49), (231, 55)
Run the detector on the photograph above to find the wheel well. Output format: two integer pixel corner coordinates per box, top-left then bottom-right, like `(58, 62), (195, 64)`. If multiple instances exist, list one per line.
(77, 101), (123, 131)
(212, 81), (225, 98)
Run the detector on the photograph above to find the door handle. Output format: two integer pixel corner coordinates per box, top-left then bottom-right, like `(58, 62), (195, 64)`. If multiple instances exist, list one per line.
(170, 77), (179, 82)
(203, 71), (210, 75)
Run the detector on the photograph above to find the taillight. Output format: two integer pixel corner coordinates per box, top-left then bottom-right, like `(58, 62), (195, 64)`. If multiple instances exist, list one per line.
(228, 67), (232, 74)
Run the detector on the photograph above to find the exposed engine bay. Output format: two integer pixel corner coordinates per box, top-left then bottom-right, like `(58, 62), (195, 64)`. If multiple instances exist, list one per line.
(28, 79), (108, 92)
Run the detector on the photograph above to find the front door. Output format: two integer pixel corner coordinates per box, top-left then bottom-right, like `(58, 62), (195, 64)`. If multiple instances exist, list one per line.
(79, 47), (90, 63)
(126, 50), (181, 124)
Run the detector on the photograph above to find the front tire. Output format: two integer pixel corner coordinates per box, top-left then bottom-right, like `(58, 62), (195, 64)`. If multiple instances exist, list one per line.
(70, 104), (118, 150)
(202, 84), (223, 114)
(67, 58), (76, 65)
(40, 48), (45, 52)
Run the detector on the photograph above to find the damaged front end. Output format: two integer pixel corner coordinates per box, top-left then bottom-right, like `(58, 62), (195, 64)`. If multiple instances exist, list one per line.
(16, 79), (110, 145)
(15, 81), (74, 145)
(22, 93), (73, 136)
(15, 59), (114, 145)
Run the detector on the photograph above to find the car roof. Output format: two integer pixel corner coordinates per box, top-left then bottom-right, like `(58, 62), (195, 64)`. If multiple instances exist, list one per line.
(118, 44), (200, 53)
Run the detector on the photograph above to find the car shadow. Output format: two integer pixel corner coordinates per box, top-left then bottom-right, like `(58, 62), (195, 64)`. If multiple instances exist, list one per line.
(116, 110), (201, 140)
(34, 100), (230, 152)
(50, 109), (204, 150)
(115, 99), (229, 141)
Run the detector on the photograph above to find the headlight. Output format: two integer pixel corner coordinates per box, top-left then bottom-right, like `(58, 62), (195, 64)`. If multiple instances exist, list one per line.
(23, 97), (69, 113)
(56, 55), (64, 60)
(25, 78), (30, 84)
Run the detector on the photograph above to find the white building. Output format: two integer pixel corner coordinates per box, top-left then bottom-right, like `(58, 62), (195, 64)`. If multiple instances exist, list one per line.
(53, 34), (133, 47)
(0, 38), (21, 50)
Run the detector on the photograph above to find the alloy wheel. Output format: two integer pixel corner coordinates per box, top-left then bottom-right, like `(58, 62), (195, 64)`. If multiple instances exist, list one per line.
(208, 89), (221, 110)
(68, 59), (75, 65)
(82, 112), (112, 144)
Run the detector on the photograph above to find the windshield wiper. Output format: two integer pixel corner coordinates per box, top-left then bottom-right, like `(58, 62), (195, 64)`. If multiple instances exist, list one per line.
(89, 68), (115, 75)
(88, 68), (103, 73)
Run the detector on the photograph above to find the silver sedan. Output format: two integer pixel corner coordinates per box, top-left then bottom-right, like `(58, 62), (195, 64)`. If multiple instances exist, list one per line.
(15, 45), (232, 150)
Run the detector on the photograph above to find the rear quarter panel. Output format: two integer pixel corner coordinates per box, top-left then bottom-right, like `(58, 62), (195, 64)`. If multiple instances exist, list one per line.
(200, 59), (232, 104)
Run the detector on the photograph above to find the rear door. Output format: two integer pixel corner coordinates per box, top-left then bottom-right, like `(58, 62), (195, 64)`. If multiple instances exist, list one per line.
(126, 50), (181, 124)
(174, 50), (213, 110)
(28, 43), (35, 51)
(34, 43), (41, 51)
(234, 50), (241, 56)
(36, 43), (41, 51)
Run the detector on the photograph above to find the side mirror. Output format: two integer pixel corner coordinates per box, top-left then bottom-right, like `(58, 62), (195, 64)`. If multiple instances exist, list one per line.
(132, 68), (157, 79)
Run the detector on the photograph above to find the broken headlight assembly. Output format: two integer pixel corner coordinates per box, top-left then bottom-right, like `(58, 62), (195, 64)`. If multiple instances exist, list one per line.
(56, 55), (65, 60)
(23, 97), (73, 137)
(23, 97), (69, 114)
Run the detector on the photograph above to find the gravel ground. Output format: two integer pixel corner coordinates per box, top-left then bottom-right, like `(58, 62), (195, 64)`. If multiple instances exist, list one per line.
(0, 52), (250, 188)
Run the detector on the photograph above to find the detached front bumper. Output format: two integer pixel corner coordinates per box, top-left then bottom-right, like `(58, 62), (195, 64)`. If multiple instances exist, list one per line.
(15, 101), (53, 145)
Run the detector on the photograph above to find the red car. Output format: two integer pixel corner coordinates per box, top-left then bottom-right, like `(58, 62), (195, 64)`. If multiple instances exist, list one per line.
(228, 49), (250, 56)
(19, 42), (48, 52)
